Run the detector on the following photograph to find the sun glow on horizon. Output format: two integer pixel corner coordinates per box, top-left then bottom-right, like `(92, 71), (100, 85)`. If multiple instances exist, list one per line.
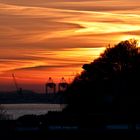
(119, 35), (140, 42)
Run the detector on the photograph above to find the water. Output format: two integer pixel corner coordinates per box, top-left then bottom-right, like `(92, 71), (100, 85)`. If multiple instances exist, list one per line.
(2, 104), (66, 120)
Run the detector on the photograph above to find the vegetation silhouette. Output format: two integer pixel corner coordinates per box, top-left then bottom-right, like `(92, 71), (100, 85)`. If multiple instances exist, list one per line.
(64, 39), (140, 115)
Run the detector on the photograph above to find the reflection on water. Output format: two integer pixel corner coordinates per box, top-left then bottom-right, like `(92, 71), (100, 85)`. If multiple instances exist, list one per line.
(2, 104), (66, 120)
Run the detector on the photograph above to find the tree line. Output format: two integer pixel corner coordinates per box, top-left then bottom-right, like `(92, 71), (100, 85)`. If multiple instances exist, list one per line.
(64, 39), (140, 115)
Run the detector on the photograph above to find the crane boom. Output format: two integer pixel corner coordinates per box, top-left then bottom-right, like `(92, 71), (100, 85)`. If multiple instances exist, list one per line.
(12, 73), (19, 92)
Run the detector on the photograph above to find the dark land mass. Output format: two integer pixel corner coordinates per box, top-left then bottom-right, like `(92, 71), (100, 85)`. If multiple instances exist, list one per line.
(0, 113), (139, 139)
(0, 91), (64, 104)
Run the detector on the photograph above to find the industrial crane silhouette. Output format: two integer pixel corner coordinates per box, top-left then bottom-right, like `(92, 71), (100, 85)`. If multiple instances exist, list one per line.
(12, 73), (22, 95)
(46, 77), (56, 94)
(58, 77), (69, 92)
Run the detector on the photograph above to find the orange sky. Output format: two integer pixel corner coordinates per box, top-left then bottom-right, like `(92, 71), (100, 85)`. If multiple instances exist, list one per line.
(0, 0), (140, 93)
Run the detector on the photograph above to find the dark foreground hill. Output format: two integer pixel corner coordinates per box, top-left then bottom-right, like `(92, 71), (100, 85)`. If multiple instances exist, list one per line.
(0, 112), (140, 139)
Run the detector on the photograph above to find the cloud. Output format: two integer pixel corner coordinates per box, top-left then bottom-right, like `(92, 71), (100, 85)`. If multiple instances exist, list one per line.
(1, 0), (140, 12)
(9, 63), (83, 71)
(0, 2), (140, 50)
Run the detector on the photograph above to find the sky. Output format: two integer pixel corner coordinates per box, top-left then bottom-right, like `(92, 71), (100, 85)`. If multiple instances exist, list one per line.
(0, 0), (140, 93)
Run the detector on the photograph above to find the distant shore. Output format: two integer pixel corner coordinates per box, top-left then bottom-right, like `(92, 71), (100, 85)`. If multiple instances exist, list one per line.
(0, 91), (65, 104)
(2, 104), (66, 120)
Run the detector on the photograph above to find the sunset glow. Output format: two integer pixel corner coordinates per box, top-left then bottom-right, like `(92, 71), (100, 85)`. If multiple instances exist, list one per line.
(0, 0), (140, 92)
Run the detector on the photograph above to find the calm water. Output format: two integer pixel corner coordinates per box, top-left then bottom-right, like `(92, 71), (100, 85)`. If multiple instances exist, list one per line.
(2, 104), (66, 120)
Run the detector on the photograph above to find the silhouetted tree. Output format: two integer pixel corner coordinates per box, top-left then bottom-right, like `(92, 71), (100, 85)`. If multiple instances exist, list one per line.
(64, 39), (140, 114)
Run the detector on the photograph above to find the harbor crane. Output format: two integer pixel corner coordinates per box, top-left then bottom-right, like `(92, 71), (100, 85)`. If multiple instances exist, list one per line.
(12, 73), (22, 95)
(46, 77), (56, 94)
(58, 77), (69, 92)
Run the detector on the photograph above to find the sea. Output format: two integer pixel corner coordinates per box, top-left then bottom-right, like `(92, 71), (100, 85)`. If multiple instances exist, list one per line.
(1, 104), (66, 120)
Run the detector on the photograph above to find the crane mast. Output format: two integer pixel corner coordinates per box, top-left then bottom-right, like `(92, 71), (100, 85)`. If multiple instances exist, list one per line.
(12, 73), (22, 94)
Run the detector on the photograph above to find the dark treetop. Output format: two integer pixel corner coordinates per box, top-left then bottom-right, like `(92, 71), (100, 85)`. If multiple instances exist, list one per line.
(64, 39), (140, 115)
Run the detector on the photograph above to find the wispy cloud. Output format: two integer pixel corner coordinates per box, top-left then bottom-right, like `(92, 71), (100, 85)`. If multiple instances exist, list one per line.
(8, 64), (83, 72)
